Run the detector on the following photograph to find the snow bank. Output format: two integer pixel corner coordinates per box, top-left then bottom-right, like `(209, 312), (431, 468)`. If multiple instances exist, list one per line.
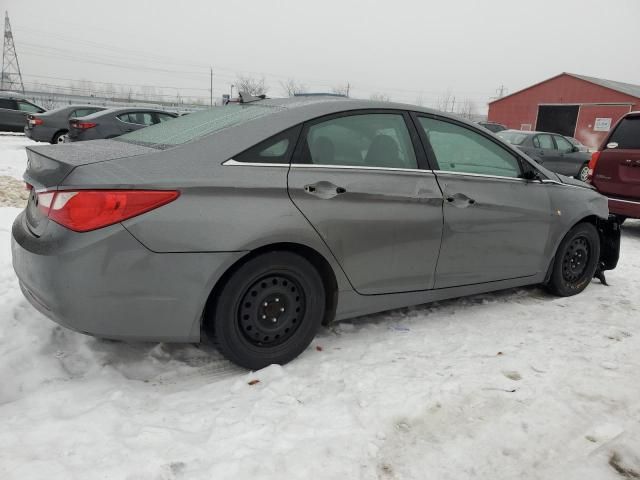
(0, 133), (33, 180)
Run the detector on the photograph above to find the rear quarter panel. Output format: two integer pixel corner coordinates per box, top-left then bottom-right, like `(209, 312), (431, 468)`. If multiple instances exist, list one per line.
(61, 138), (353, 292)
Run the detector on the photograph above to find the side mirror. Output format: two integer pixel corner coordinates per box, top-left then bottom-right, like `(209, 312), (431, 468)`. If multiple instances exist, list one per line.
(522, 169), (541, 181)
(571, 146), (580, 153)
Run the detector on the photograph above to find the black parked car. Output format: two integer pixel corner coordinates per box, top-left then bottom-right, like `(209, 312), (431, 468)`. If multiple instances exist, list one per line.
(478, 121), (507, 133)
(25, 105), (106, 144)
(497, 130), (591, 181)
(67, 107), (178, 142)
(0, 91), (46, 132)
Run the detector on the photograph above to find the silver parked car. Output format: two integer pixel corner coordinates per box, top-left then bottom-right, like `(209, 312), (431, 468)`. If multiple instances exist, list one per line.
(12, 96), (620, 369)
(25, 105), (106, 144)
(66, 107), (178, 142)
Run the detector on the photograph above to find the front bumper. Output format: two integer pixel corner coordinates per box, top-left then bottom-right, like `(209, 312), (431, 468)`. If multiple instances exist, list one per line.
(11, 211), (244, 342)
(608, 196), (640, 220)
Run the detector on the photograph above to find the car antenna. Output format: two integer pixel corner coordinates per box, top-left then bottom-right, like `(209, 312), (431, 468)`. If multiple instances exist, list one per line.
(238, 91), (267, 104)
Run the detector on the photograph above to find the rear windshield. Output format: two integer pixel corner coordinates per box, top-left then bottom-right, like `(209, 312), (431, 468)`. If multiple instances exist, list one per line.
(608, 116), (640, 149)
(117, 104), (283, 148)
(497, 131), (529, 145)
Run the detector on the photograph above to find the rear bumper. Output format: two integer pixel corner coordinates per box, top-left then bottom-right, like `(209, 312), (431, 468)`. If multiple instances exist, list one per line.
(11, 211), (244, 342)
(23, 126), (53, 143)
(607, 196), (640, 219)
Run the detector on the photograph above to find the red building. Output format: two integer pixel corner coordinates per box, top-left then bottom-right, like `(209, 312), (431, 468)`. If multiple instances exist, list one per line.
(488, 73), (640, 148)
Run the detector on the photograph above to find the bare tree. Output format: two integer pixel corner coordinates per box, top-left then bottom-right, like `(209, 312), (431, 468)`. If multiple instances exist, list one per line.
(456, 98), (477, 120)
(436, 90), (455, 112)
(280, 78), (307, 97)
(369, 92), (391, 102)
(331, 83), (350, 97)
(236, 75), (268, 96)
(414, 93), (425, 106)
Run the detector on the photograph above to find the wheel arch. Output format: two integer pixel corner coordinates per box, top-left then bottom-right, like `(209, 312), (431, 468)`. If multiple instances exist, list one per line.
(544, 214), (612, 283)
(50, 129), (68, 143)
(202, 242), (339, 333)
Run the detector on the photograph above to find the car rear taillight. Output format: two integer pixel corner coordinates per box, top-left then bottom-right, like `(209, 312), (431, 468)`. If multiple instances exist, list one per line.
(70, 121), (97, 129)
(28, 116), (44, 126)
(587, 151), (601, 183)
(36, 190), (179, 232)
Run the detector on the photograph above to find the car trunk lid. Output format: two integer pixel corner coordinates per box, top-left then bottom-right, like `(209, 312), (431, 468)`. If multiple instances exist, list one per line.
(24, 140), (157, 236)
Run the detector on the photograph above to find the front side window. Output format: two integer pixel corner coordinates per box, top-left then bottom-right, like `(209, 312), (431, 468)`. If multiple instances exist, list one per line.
(534, 134), (554, 149)
(300, 113), (417, 169)
(418, 117), (521, 178)
(554, 135), (574, 153)
(17, 101), (43, 113)
(609, 117), (640, 149)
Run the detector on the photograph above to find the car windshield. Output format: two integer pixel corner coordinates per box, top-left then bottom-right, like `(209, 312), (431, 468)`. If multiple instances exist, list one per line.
(497, 131), (529, 145)
(117, 104), (283, 148)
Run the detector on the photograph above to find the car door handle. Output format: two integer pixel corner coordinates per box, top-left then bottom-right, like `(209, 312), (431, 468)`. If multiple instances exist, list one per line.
(303, 182), (346, 199)
(446, 193), (476, 207)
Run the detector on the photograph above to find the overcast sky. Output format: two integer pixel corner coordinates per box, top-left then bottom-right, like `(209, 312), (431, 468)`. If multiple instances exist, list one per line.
(4, 0), (640, 111)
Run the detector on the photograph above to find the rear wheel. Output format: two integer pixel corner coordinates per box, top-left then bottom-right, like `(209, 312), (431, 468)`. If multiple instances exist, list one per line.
(577, 163), (589, 182)
(546, 223), (600, 296)
(207, 251), (325, 370)
(51, 130), (68, 144)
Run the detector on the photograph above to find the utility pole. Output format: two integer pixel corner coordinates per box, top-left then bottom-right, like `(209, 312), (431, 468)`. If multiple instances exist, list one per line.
(346, 82), (350, 97)
(1, 11), (25, 93)
(210, 67), (213, 107)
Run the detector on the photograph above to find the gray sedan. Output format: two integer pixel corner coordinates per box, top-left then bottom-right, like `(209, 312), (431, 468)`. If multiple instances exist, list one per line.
(12, 97), (620, 369)
(24, 105), (106, 144)
(497, 129), (592, 181)
(66, 107), (177, 142)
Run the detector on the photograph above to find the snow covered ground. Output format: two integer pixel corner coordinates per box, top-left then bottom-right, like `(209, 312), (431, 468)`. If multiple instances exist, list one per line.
(1, 135), (639, 479)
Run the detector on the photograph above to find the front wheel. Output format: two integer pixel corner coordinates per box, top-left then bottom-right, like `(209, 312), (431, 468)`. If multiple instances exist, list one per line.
(207, 251), (326, 370)
(577, 163), (589, 182)
(546, 222), (600, 296)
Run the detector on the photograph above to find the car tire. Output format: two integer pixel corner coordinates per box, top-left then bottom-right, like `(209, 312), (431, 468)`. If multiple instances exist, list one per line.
(546, 222), (600, 297)
(577, 163), (589, 182)
(51, 130), (68, 144)
(208, 251), (326, 370)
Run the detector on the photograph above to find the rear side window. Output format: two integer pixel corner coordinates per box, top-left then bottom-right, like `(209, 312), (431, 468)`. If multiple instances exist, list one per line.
(609, 117), (640, 149)
(72, 108), (101, 117)
(0, 99), (17, 110)
(298, 113), (418, 169)
(234, 126), (301, 164)
(118, 104), (283, 148)
(17, 101), (43, 113)
(156, 113), (175, 123)
(418, 117), (521, 178)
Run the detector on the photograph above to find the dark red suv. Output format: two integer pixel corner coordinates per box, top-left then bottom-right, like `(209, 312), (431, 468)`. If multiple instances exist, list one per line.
(588, 111), (640, 221)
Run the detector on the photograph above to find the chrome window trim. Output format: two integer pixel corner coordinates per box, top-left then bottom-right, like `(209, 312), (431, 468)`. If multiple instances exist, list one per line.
(432, 170), (527, 182)
(222, 159), (289, 167)
(223, 159), (433, 174)
(291, 164), (428, 174)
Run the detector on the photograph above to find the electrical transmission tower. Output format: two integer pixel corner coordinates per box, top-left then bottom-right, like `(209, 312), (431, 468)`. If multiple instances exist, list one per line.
(1, 11), (24, 93)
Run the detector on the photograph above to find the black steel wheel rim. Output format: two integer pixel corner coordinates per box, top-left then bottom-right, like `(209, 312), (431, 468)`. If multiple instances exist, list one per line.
(562, 236), (590, 282)
(237, 274), (306, 347)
